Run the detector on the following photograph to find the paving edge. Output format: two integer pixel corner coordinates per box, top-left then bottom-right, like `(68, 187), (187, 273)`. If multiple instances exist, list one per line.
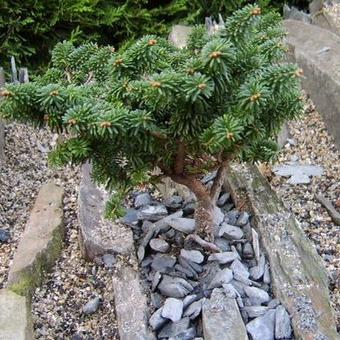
(224, 163), (338, 340)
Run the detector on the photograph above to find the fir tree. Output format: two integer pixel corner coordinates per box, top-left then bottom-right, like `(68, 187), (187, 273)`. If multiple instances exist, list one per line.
(0, 4), (303, 242)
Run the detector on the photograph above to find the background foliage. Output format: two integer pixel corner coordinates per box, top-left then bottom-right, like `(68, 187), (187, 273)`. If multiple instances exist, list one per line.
(0, 0), (310, 71)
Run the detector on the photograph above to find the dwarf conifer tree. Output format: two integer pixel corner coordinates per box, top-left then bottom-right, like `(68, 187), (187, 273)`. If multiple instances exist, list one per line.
(0, 4), (303, 241)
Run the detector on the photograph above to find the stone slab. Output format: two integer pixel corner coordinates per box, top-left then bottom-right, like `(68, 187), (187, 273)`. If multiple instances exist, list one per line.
(284, 19), (340, 149)
(224, 163), (338, 340)
(7, 182), (64, 296)
(0, 289), (33, 340)
(0, 121), (4, 164)
(112, 262), (155, 340)
(78, 162), (134, 260)
(202, 288), (248, 340)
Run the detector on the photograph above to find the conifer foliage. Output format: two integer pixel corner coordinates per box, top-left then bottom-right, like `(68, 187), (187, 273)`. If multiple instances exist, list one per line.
(0, 4), (303, 240)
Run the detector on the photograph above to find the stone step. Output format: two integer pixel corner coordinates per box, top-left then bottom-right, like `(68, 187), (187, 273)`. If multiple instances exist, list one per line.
(0, 289), (33, 340)
(7, 182), (64, 296)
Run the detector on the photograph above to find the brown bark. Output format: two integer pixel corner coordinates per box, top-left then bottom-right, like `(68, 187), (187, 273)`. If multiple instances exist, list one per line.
(210, 161), (228, 203)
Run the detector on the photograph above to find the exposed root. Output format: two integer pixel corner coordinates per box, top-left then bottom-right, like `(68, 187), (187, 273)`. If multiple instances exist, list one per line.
(186, 234), (221, 253)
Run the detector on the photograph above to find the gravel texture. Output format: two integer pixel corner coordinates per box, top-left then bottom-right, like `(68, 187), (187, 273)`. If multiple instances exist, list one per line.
(269, 102), (340, 329)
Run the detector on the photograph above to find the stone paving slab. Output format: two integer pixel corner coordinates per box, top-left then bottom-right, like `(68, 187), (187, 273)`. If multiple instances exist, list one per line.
(7, 182), (64, 296)
(225, 163), (338, 340)
(0, 289), (33, 340)
(284, 19), (340, 149)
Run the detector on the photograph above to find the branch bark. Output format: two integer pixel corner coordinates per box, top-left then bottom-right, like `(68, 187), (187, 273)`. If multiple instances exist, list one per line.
(210, 161), (228, 203)
(174, 141), (185, 175)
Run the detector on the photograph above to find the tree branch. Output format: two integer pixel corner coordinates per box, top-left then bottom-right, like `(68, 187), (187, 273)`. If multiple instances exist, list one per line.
(150, 131), (168, 140)
(210, 160), (228, 203)
(174, 141), (185, 175)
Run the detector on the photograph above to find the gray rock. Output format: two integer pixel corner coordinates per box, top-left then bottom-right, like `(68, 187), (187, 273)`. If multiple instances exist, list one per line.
(217, 192), (230, 207)
(122, 208), (139, 227)
(178, 257), (202, 275)
(201, 171), (217, 184)
(275, 305), (292, 339)
(0, 229), (10, 242)
(252, 228), (260, 263)
(243, 306), (269, 318)
(183, 298), (205, 319)
(231, 259), (250, 283)
(180, 249), (204, 264)
(164, 196), (183, 210)
(134, 192), (152, 208)
(208, 268), (233, 289)
(152, 271), (162, 291)
(244, 286), (270, 305)
(267, 299), (280, 309)
(158, 275), (194, 298)
(283, 4), (311, 23)
(208, 251), (239, 264)
(175, 264), (197, 279)
(169, 327), (196, 339)
(219, 223), (244, 240)
(162, 298), (183, 322)
(183, 202), (195, 215)
(243, 242), (254, 259)
(214, 237), (230, 251)
(137, 204), (168, 221)
(151, 293), (163, 309)
(250, 254), (266, 280)
(224, 210), (239, 225)
(263, 263), (271, 284)
(149, 307), (167, 331)
(236, 212), (249, 226)
(151, 254), (176, 272)
(158, 317), (190, 338)
(168, 218), (195, 233)
(102, 254), (116, 268)
(213, 206), (224, 226)
(231, 279), (249, 297)
(142, 220), (153, 233)
(150, 238), (170, 253)
(83, 297), (100, 315)
(246, 310), (276, 340)
(183, 294), (197, 308)
(222, 283), (239, 298)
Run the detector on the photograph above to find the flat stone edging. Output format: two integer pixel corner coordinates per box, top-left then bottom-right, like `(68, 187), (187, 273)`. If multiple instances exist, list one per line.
(224, 163), (338, 340)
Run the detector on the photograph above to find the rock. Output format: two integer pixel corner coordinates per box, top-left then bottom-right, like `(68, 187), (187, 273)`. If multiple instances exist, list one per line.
(149, 307), (167, 331)
(178, 257), (202, 275)
(267, 299), (280, 309)
(162, 298), (183, 322)
(224, 210), (239, 225)
(180, 249), (204, 264)
(183, 202), (195, 216)
(252, 228), (260, 263)
(231, 279), (249, 297)
(244, 286), (270, 305)
(152, 271), (162, 291)
(0, 228), (10, 242)
(150, 238), (170, 253)
(236, 212), (249, 226)
(175, 264), (197, 279)
(275, 305), (292, 339)
(243, 242), (254, 259)
(151, 293), (163, 309)
(283, 4), (312, 23)
(7, 182), (65, 295)
(168, 218), (195, 233)
(243, 306), (269, 318)
(214, 238), (230, 251)
(231, 259), (250, 283)
(83, 297), (100, 315)
(208, 268), (233, 289)
(142, 220), (153, 233)
(183, 298), (204, 319)
(158, 317), (190, 338)
(246, 310), (276, 340)
(213, 206), (224, 225)
(137, 204), (168, 221)
(183, 294), (198, 308)
(164, 196), (183, 210)
(0, 289), (33, 339)
(217, 192), (230, 207)
(202, 288), (248, 340)
(218, 223), (244, 240)
(249, 254), (266, 280)
(158, 275), (194, 298)
(102, 254), (116, 268)
(201, 171), (217, 184)
(169, 327), (196, 339)
(134, 192), (152, 208)
(151, 254), (176, 272)
(208, 250), (239, 264)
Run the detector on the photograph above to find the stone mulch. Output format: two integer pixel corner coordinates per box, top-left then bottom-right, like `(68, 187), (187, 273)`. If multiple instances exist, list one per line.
(269, 101), (340, 329)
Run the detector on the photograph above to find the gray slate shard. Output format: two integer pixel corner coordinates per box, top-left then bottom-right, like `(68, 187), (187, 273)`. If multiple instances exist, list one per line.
(213, 206), (224, 226)
(168, 218), (196, 233)
(246, 310), (276, 340)
(244, 286), (270, 305)
(158, 317), (190, 338)
(152, 271), (162, 291)
(158, 275), (194, 298)
(201, 171), (217, 184)
(214, 238), (231, 252)
(231, 259), (250, 283)
(243, 306), (269, 318)
(249, 254), (266, 280)
(0, 229), (10, 242)
(102, 254), (116, 268)
(236, 211), (249, 226)
(263, 263), (271, 284)
(219, 223), (244, 240)
(183, 294), (198, 308)
(217, 192), (230, 207)
(122, 208), (139, 227)
(149, 307), (167, 331)
(151, 293), (163, 309)
(208, 250), (239, 264)
(275, 305), (292, 339)
(178, 256), (203, 274)
(208, 268), (233, 289)
(224, 210), (239, 225)
(267, 299), (280, 309)
(162, 298), (183, 322)
(151, 254), (176, 272)
(83, 297), (100, 315)
(137, 204), (168, 221)
(231, 279), (249, 297)
(134, 192), (152, 208)
(180, 249), (204, 264)
(183, 202), (195, 215)
(183, 298), (205, 319)
(243, 242), (254, 259)
(164, 195), (183, 210)
(222, 283), (239, 298)
(169, 327), (196, 340)
(150, 238), (170, 253)
(175, 264), (197, 279)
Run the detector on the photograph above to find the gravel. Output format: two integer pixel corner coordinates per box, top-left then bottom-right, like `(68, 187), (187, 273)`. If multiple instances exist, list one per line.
(269, 103), (340, 327)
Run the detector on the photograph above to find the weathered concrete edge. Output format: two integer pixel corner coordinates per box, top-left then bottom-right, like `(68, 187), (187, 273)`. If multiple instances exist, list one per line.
(7, 182), (64, 297)
(224, 163), (338, 340)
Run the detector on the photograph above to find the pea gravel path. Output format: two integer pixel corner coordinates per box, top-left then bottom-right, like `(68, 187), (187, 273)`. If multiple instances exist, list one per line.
(269, 101), (340, 330)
